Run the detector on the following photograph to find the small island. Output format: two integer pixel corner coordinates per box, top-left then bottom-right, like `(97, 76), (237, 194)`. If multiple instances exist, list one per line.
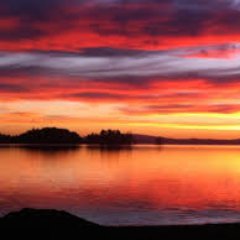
(85, 130), (133, 145)
(15, 127), (82, 144)
(0, 127), (133, 145)
(1, 127), (240, 146)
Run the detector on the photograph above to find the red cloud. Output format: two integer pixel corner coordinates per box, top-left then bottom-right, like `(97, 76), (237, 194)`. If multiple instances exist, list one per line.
(0, 2), (240, 52)
(1, 76), (240, 114)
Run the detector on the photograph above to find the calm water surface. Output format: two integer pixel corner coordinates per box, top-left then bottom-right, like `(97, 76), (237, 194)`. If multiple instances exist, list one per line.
(1, 145), (240, 226)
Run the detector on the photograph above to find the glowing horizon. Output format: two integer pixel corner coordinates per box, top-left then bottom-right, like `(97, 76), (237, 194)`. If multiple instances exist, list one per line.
(1, 0), (240, 139)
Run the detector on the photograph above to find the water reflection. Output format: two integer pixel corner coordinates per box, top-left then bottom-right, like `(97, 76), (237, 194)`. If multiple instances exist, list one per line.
(19, 145), (81, 156)
(1, 145), (240, 225)
(86, 145), (133, 151)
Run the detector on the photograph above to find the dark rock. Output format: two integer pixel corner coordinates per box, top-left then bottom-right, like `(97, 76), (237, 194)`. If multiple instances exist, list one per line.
(1, 208), (98, 229)
(1, 208), (240, 240)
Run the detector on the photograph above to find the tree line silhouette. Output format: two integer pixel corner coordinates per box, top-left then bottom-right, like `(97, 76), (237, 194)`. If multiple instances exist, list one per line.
(2, 127), (239, 146)
(0, 128), (133, 145)
(85, 130), (133, 145)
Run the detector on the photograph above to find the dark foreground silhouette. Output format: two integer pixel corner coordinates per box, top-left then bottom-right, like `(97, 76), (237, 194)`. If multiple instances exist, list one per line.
(1, 209), (240, 240)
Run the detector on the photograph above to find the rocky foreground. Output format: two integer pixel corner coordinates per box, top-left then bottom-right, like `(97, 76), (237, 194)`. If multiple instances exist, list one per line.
(1, 209), (240, 239)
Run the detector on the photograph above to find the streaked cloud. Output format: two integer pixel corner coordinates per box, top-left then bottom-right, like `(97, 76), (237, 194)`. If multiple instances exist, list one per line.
(0, 0), (240, 137)
(1, 43), (240, 80)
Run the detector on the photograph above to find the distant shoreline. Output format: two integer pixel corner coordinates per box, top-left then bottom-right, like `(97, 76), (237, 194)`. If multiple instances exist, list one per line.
(1, 143), (240, 148)
(1, 127), (240, 146)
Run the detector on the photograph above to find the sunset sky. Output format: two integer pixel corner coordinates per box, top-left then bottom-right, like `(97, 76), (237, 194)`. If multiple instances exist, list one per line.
(1, 0), (240, 138)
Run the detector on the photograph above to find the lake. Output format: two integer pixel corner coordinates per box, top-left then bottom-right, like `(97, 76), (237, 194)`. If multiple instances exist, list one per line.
(1, 145), (240, 226)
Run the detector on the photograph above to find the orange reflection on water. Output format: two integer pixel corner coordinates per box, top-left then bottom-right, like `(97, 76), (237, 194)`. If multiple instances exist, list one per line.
(1, 145), (240, 225)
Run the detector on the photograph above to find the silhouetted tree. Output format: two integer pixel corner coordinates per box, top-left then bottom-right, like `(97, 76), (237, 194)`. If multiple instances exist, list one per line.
(155, 137), (163, 145)
(85, 129), (133, 145)
(15, 127), (82, 144)
(0, 133), (12, 143)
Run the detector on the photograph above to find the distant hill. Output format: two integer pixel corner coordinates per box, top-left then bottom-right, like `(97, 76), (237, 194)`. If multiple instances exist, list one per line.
(158, 137), (240, 145)
(133, 134), (240, 145)
(133, 134), (157, 144)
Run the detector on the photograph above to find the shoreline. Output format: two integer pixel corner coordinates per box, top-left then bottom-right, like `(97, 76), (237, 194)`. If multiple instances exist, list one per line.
(0, 142), (240, 146)
(1, 209), (240, 239)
